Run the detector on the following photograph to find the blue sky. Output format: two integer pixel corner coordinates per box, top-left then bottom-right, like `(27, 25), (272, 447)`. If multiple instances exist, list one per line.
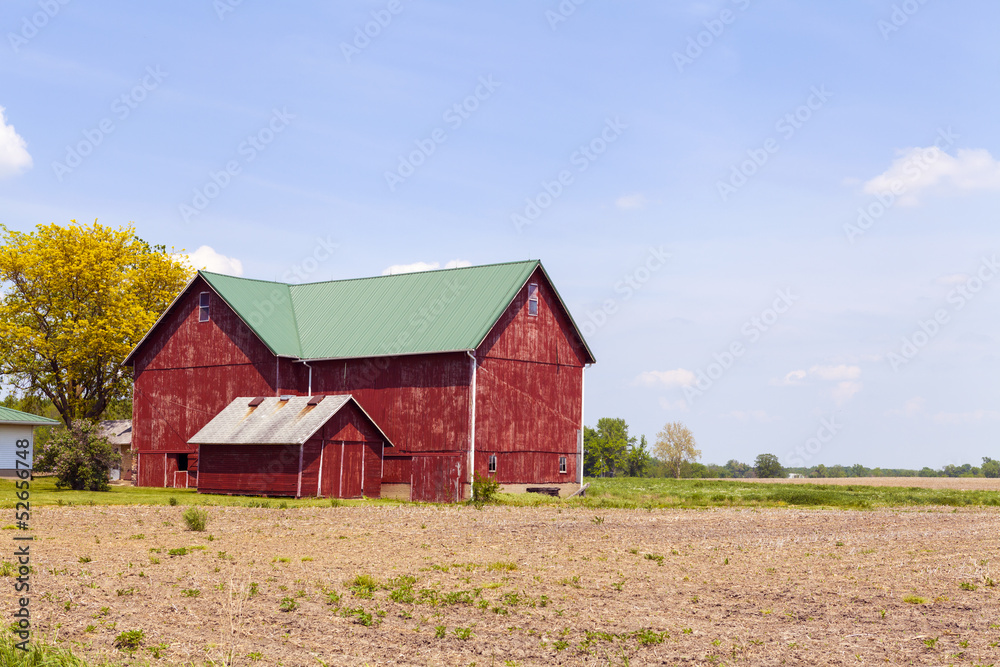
(3, 1), (999, 469)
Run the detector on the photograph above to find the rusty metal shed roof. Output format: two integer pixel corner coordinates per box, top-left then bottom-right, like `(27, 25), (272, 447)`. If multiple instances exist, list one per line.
(188, 395), (394, 446)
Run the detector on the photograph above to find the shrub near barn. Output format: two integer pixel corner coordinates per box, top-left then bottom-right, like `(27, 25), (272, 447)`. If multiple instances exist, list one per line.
(35, 420), (120, 491)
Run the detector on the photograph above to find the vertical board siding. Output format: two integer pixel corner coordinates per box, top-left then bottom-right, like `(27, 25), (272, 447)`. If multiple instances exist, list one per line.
(138, 452), (165, 487)
(198, 444), (299, 496)
(382, 456), (411, 484)
(364, 442), (382, 498)
(301, 438), (322, 497)
(341, 444), (364, 498)
(411, 455), (462, 503)
(474, 267), (584, 486)
(320, 442), (342, 498)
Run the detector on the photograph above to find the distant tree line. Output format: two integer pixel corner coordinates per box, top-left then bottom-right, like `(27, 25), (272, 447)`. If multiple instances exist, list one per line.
(582, 417), (1000, 480)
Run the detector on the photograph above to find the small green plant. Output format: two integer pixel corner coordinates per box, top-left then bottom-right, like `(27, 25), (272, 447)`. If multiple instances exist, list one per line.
(78, 556), (92, 563)
(558, 576), (581, 588)
(116, 588), (135, 596)
(633, 628), (666, 646)
(248, 582), (259, 598)
(644, 553), (664, 566)
(923, 637), (938, 648)
(487, 560), (518, 572)
(435, 625), (447, 639)
(279, 597), (298, 612)
(471, 471), (501, 505)
(278, 501), (288, 509)
(183, 507), (208, 532)
(835, 541), (845, 547)
(181, 589), (200, 598)
(149, 643), (168, 659)
(329, 498), (341, 507)
(349, 574), (380, 598)
(168, 497), (178, 506)
(247, 652), (263, 662)
(960, 582), (978, 591)
(903, 595), (926, 604)
(326, 590), (342, 606)
(84, 624), (97, 633)
(167, 547), (189, 556)
(591, 516), (605, 525)
(454, 626), (474, 640)
(114, 629), (145, 651)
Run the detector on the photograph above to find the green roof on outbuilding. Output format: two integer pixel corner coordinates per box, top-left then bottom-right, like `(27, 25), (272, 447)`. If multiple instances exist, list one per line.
(190, 260), (594, 362)
(0, 406), (60, 426)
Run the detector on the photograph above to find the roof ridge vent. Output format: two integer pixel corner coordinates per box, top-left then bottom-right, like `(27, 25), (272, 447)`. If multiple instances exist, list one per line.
(248, 397), (265, 407)
(279, 395), (294, 402)
(306, 395), (324, 406)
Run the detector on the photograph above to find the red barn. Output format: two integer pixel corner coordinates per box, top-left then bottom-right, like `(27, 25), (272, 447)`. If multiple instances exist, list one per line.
(125, 260), (595, 501)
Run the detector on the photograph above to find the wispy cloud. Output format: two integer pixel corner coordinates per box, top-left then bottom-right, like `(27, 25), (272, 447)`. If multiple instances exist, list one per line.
(382, 259), (471, 275)
(864, 147), (1000, 206)
(728, 410), (778, 423)
(175, 245), (243, 276)
(636, 369), (696, 388)
(615, 193), (647, 210)
(776, 365), (863, 405)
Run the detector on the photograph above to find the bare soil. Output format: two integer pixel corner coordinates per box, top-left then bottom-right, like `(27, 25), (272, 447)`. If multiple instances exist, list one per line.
(729, 477), (1000, 491)
(7, 504), (1000, 666)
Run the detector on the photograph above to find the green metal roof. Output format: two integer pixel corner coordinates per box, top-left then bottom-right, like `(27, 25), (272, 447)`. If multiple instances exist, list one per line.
(197, 260), (593, 362)
(0, 406), (60, 426)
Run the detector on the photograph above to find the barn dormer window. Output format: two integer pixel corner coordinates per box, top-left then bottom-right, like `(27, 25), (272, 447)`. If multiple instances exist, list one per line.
(199, 292), (210, 322)
(527, 284), (538, 316)
(488, 454), (497, 474)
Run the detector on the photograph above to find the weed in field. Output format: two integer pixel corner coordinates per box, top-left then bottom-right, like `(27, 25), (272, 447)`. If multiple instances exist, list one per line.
(84, 624), (96, 633)
(301, 556), (313, 562)
(183, 507), (208, 531)
(116, 588), (135, 596)
(129, 534), (144, 540)
(344, 606), (375, 626)
(279, 501), (288, 509)
(835, 541), (845, 547)
(923, 637), (938, 648)
(435, 625), (447, 639)
(168, 497), (178, 506)
(644, 553), (664, 566)
(552, 639), (570, 651)
(454, 626), (474, 640)
(558, 576), (581, 588)
(591, 516), (605, 525)
(247, 582), (259, 598)
(633, 628), (666, 645)
(349, 574), (380, 598)
(279, 597), (298, 612)
(903, 595), (927, 604)
(488, 561), (518, 572)
(114, 629), (145, 651)
(167, 547), (188, 556)
(181, 589), (200, 598)
(149, 643), (168, 659)
(326, 590), (342, 606)
(628, 548), (638, 555)
(960, 582), (978, 591)
(78, 556), (91, 563)
(273, 557), (291, 563)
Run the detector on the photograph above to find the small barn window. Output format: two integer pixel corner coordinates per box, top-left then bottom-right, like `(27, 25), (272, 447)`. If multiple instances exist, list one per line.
(177, 453), (189, 471)
(488, 454), (497, 474)
(527, 284), (538, 316)
(559, 456), (567, 474)
(198, 292), (210, 322)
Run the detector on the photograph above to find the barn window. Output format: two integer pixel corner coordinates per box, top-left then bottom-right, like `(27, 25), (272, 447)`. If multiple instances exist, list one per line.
(527, 283), (538, 316)
(488, 454), (497, 474)
(559, 456), (567, 474)
(198, 292), (210, 322)
(177, 453), (189, 471)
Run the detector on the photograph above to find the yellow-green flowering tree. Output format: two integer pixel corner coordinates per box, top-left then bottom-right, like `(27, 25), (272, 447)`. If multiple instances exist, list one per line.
(0, 220), (193, 425)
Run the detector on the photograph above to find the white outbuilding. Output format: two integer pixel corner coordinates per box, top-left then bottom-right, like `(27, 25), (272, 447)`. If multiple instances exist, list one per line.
(0, 406), (60, 478)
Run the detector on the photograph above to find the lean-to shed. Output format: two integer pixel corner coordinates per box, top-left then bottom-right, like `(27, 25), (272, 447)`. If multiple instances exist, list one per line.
(189, 394), (393, 498)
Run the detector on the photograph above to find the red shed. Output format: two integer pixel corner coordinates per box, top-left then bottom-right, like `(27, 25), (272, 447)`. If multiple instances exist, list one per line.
(125, 260), (595, 502)
(190, 395), (392, 498)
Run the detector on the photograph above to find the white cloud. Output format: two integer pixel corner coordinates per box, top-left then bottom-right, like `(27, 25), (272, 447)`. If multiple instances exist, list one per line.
(636, 369), (696, 388)
(932, 410), (1000, 425)
(778, 369), (807, 385)
(888, 396), (926, 417)
(0, 107), (32, 178)
(863, 147), (1000, 206)
(658, 397), (690, 412)
(809, 364), (861, 381)
(832, 381), (863, 406)
(615, 193), (647, 210)
(175, 246), (244, 276)
(382, 259), (471, 275)
(936, 273), (970, 286)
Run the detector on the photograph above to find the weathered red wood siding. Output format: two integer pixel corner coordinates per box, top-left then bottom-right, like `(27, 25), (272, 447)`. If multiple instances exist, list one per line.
(197, 444), (300, 496)
(475, 268), (586, 484)
(138, 452), (165, 487)
(364, 441), (382, 498)
(301, 437), (322, 497)
(132, 276), (277, 485)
